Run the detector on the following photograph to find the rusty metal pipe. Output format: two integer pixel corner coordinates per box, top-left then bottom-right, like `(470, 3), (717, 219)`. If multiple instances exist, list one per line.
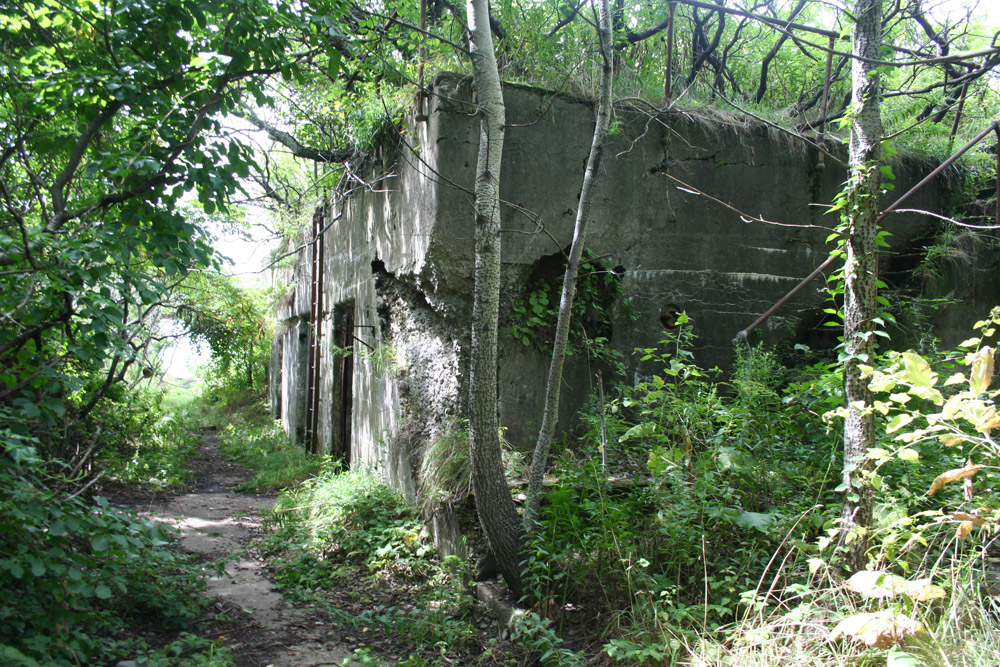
(736, 120), (1000, 340)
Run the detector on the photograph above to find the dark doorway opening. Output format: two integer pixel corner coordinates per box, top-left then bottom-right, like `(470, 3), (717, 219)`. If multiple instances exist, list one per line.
(333, 306), (354, 466)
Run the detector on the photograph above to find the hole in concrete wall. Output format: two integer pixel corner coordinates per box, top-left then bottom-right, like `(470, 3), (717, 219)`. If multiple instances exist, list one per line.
(660, 305), (681, 330)
(512, 250), (624, 346)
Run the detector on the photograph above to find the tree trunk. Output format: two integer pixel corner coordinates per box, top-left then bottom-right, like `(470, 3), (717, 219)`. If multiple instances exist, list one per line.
(840, 0), (883, 574)
(525, 0), (614, 531)
(466, 0), (525, 599)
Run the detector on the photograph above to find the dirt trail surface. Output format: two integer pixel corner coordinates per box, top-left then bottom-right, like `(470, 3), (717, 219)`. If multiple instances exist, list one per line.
(127, 430), (356, 667)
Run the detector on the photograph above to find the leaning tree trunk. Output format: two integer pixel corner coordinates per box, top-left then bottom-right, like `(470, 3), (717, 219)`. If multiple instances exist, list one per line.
(525, 0), (614, 531)
(840, 0), (883, 574)
(466, 0), (525, 598)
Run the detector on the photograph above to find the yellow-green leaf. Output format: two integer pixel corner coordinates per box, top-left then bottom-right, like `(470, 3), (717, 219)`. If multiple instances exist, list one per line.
(938, 434), (965, 447)
(928, 464), (980, 495)
(897, 447), (919, 462)
(914, 584), (947, 602)
(886, 413), (913, 434)
(969, 346), (994, 394)
(847, 570), (909, 599)
(901, 351), (937, 389)
(943, 372), (966, 387)
(830, 610), (924, 649)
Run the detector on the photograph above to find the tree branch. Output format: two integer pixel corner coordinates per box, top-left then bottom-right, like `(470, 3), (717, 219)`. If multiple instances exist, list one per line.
(235, 109), (358, 163)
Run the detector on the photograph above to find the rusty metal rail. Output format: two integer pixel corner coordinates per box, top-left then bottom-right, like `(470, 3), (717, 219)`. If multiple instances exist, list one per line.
(735, 120), (1000, 341)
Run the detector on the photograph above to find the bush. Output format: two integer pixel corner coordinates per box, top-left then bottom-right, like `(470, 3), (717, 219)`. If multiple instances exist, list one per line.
(0, 426), (211, 666)
(96, 386), (203, 489)
(524, 316), (841, 661)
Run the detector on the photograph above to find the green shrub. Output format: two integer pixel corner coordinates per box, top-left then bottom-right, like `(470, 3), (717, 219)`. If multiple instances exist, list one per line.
(265, 467), (429, 584)
(96, 386), (203, 489)
(525, 316), (841, 660)
(0, 426), (211, 666)
(262, 467), (485, 659)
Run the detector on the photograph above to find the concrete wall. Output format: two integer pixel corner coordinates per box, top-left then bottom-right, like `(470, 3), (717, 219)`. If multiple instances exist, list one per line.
(270, 72), (951, 528)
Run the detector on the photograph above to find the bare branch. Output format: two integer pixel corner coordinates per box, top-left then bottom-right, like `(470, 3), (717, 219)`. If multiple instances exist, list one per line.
(235, 109), (358, 164)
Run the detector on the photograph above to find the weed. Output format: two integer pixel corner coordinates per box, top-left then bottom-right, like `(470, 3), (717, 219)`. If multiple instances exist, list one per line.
(261, 466), (492, 663)
(91, 386), (203, 490)
(218, 419), (323, 491)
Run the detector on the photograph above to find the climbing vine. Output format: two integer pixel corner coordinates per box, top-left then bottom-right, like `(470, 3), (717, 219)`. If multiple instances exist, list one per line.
(507, 251), (631, 365)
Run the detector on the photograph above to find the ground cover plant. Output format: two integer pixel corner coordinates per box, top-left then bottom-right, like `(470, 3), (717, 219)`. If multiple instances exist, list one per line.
(0, 425), (224, 666)
(519, 311), (1000, 665)
(96, 386), (204, 490)
(258, 465), (522, 666)
(217, 414), (324, 492)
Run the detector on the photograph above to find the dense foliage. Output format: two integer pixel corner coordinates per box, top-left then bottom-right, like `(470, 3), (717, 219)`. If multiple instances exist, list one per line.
(0, 429), (215, 665)
(177, 272), (273, 402)
(517, 310), (1000, 664)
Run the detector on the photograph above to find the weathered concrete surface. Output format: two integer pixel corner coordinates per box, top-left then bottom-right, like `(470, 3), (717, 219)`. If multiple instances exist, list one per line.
(270, 73), (961, 549)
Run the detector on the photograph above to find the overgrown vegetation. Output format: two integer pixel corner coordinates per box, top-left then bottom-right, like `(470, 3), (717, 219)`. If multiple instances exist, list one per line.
(1, 0), (998, 664)
(0, 423), (224, 666)
(508, 250), (630, 369)
(218, 416), (324, 492)
(95, 387), (204, 490)
(260, 467), (505, 665)
(515, 311), (1000, 665)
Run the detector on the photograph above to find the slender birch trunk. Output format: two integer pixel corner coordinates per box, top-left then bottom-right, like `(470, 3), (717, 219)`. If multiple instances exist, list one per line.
(840, 0), (883, 573)
(466, 0), (525, 598)
(525, 0), (615, 531)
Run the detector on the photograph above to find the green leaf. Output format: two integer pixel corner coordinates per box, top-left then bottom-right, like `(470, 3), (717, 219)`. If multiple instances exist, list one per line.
(735, 511), (778, 532)
(900, 351), (936, 388)
(887, 649), (926, 667)
(328, 50), (341, 78)
(94, 584), (113, 600)
(7, 561), (25, 579)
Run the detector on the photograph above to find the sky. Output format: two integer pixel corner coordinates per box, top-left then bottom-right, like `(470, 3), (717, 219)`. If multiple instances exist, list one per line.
(161, 219), (274, 380)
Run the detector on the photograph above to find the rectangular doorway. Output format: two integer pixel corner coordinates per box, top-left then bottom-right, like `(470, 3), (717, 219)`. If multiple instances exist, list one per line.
(333, 305), (354, 466)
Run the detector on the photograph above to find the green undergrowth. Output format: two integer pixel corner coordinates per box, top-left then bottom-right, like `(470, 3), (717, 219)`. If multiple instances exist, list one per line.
(261, 466), (509, 666)
(0, 427), (225, 666)
(217, 417), (324, 492)
(521, 312), (1000, 666)
(97, 386), (204, 490)
(523, 317), (836, 663)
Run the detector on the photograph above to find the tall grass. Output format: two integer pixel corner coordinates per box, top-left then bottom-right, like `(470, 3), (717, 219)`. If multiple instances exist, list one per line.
(217, 419), (323, 492)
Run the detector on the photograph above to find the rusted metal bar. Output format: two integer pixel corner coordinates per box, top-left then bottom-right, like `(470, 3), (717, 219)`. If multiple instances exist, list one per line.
(736, 120), (1000, 340)
(305, 212), (320, 452)
(310, 211), (325, 452)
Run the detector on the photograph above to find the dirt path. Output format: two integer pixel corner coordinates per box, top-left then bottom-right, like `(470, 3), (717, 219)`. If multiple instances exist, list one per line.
(136, 431), (356, 667)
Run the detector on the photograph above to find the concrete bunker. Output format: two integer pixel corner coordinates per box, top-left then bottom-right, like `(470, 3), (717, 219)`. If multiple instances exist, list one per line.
(267, 72), (980, 554)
